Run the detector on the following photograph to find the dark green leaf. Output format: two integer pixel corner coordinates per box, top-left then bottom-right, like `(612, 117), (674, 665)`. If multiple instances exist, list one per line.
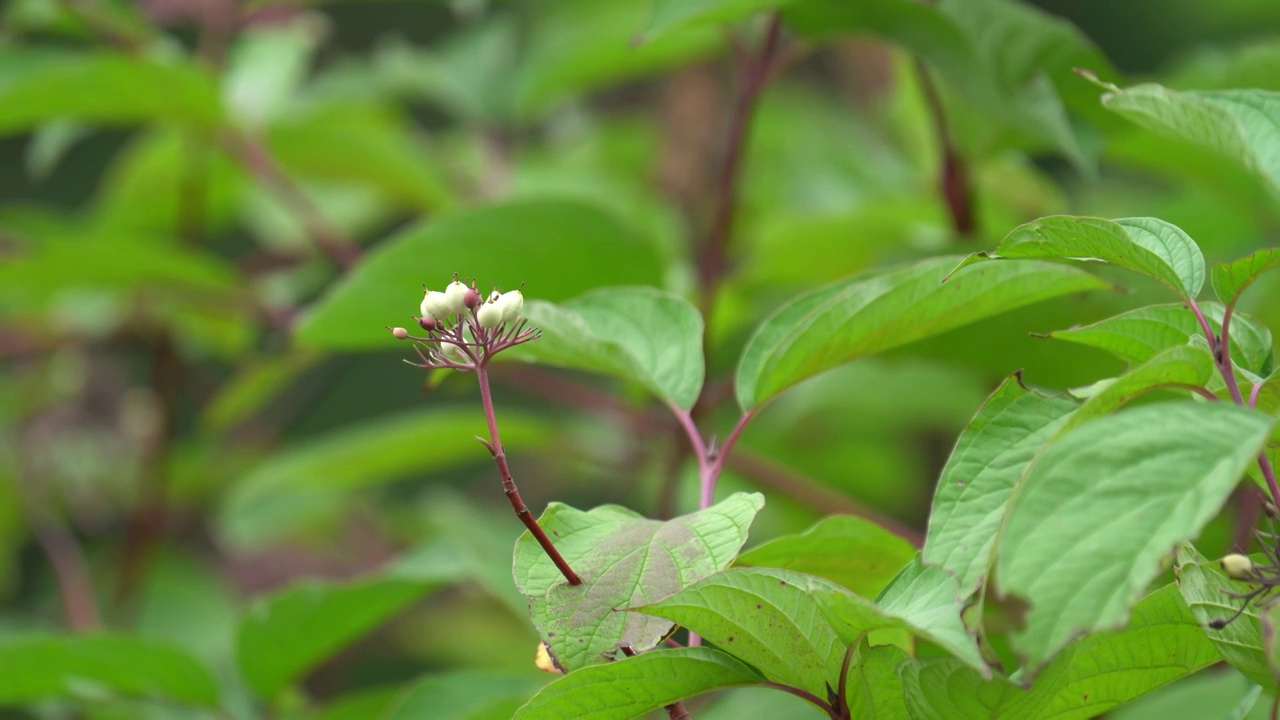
(997, 403), (1275, 671)
(295, 198), (666, 350)
(511, 647), (761, 720)
(237, 542), (467, 699)
(518, 287), (704, 410)
(925, 375), (1078, 596)
(0, 634), (219, 706)
(1212, 248), (1280, 308)
(735, 255), (1108, 410)
(974, 215), (1205, 298)
(0, 49), (222, 134)
(735, 514), (916, 597)
(635, 567), (846, 697)
(513, 493), (763, 670)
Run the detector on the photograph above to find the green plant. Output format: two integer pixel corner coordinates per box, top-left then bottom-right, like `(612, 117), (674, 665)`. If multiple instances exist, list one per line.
(6, 0), (1280, 718)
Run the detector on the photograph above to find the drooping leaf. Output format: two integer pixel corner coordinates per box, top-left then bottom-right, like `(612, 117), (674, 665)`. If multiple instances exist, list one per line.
(1096, 83), (1280, 198)
(0, 634), (219, 706)
(517, 287), (704, 410)
(634, 567), (847, 698)
(810, 557), (987, 675)
(237, 542), (467, 699)
(1176, 546), (1273, 688)
(0, 49), (222, 135)
(511, 647), (761, 720)
(734, 255), (1108, 410)
(997, 403), (1275, 671)
(384, 672), (546, 720)
(1058, 344), (1215, 433)
(925, 375), (1078, 597)
(1212, 248), (1280, 308)
(1046, 302), (1274, 374)
(513, 493), (764, 670)
(968, 215), (1205, 299)
(219, 408), (550, 548)
(295, 198), (665, 350)
(735, 514), (916, 598)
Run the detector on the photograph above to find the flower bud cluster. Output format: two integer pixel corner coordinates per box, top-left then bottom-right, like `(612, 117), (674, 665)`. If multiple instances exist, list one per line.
(388, 274), (536, 372)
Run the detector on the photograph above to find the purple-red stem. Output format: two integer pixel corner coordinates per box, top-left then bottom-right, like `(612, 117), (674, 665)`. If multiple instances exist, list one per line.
(475, 364), (580, 585)
(914, 57), (974, 237)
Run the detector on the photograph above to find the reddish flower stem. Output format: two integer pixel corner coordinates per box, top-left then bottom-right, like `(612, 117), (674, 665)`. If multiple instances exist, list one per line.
(474, 363), (580, 585)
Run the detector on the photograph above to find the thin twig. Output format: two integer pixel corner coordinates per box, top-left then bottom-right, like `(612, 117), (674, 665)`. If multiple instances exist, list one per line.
(913, 58), (973, 237)
(30, 520), (100, 631)
(666, 701), (692, 719)
(700, 410), (755, 508)
(761, 681), (838, 718)
(474, 364), (580, 585)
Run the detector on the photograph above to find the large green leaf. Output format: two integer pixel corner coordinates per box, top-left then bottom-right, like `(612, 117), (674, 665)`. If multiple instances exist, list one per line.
(0, 49), (222, 134)
(1047, 302), (1274, 374)
(734, 514), (915, 598)
(810, 557), (987, 675)
(1097, 84), (1280, 198)
(734, 255), (1108, 410)
(512, 647), (761, 720)
(1212, 248), (1280, 309)
(1176, 546), (1272, 688)
(844, 642), (911, 720)
(517, 287), (704, 410)
(925, 375), (1078, 597)
(996, 402), (1275, 671)
(513, 493), (763, 671)
(899, 584), (1218, 719)
(966, 215), (1205, 298)
(635, 567), (847, 698)
(385, 672), (545, 720)
(237, 542), (467, 699)
(219, 408), (549, 548)
(1059, 344), (1216, 434)
(0, 634), (219, 706)
(295, 198), (666, 350)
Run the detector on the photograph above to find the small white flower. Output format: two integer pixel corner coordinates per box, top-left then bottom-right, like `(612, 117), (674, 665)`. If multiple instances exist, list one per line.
(439, 342), (470, 364)
(444, 279), (469, 315)
(420, 289), (450, 320)
(477, 297), (504, 328)
(496, 289), (524, 323)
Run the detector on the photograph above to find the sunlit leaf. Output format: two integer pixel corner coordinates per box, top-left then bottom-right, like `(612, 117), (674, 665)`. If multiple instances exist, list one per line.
(1059, 344), (1215, 433)
(513, 493), (763, 671)
(735, 255), (1108, 410)
(1212, 248), (1280, 309)
(997, 403), (1275, 671)
(518, 287), (703, 410)
(512, 648), (761, 720)
(925, 375), (1078, 596)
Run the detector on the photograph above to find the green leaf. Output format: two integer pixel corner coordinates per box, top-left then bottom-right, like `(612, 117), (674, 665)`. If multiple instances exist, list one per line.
(512, 647), (761, 720)
(1097, 84), (1280, 198)
(735, 514), (916, 598)
(1212, 248), (1280, 308)
(0, 49), (222, 135)
(219, 408), (549, 549)
(810, 557), (987, 675)
(644, 0), (784, 39)
(1047, 302), (1274, 374)
(1108, 670), (1263, 720)
(1265, 603), (1280, 689)
(1059, 344), (1216, 433)
(899, 583), (1218, 719)
(634, 567), (847, 697)
(295, 198), (666, 350)
(513, 493), (763, 671)
(0, 634), (219, 706)
(844, 642), (911, 720)
(385, 672), (545, 720)
(518, 287), (704, 410)
(734, 255), (1108, 410)
(1176, 546), (1273, 688)
(237, 542), (467, 699)
(997, 403), (1276, 671)
(980, 215), (1205, 298)
(925, 375), (1079, 597)
(198, 352), (320, 435)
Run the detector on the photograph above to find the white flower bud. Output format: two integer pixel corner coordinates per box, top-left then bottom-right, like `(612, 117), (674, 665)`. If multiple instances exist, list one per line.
(1221, 553), (1255, 580)
(444, 279), (469, 315)
(488, 289), (502, 304)
(420, 290), (450, 320)
(496, 289), (524, 323)
(477, 298), (504, 328)
(439, 342), (469, 364)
